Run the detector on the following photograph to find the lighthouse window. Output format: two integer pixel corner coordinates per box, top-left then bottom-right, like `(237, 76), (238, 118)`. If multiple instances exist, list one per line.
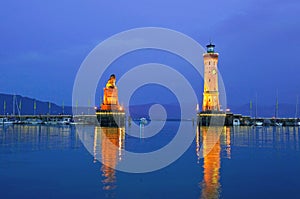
(209, 79), (210, 82)
(209, 61), (210, 65)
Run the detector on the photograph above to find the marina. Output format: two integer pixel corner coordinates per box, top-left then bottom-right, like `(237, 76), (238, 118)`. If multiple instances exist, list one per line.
(1, 112), (300, 127)
(1, 0), (299, 198)
(0, 115), (73, 125)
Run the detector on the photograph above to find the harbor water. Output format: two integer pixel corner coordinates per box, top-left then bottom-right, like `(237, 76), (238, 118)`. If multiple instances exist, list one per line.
(0, 123), (300, 199)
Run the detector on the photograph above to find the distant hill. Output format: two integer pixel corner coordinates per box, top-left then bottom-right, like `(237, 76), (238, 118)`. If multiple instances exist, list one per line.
(0, 93), (72, 115)
(1, 93), (298, 118)
(127, 103), (181, 120)
(129, 103), (299, 119)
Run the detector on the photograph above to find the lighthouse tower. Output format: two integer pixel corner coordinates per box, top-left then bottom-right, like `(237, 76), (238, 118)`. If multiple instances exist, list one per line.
(202, 43), (220, 111)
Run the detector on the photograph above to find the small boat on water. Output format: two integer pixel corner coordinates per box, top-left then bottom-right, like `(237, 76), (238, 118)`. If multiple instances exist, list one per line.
(44, 117), (71, 125)
(0, 118), (13, 125)
(255, 121), (263, 126)
(24, 118), (43, 125)
(140, 117), (148, 125)
(233, 119), (240, 126)
(57, 118), (71, 125)
(45, 120), (58, 125)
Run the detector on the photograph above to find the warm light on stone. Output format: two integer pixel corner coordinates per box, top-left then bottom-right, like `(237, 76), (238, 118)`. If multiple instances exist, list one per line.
(101, 74), (122, 111)
(202, 43), (220, 111)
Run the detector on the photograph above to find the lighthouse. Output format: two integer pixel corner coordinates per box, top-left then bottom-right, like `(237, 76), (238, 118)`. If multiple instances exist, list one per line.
(198, 43), (226, 126)
(202, 43), (220, 111)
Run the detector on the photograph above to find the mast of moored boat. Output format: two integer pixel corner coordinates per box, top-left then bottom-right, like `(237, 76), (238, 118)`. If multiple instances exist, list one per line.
(255, 93), (258, 122)
(15, 97), (21, 118)
(18, 99), (21, 117)
(13, 94), (16, 116)
(295, 95), (299, 120)
(249, 100), (253, 118)
(3, 100), (6, 116)
(275, 90), (279, 119)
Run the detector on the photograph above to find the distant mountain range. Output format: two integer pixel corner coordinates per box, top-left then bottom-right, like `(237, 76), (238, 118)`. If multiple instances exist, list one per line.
(128, 103), (181, 120)
(0, 93), (72, 115)
(0, 93), (298, 118)
(129, 103), (299, 119)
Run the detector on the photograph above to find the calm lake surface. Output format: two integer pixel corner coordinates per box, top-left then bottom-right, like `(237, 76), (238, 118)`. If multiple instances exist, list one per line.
(1, 123), (300, 199)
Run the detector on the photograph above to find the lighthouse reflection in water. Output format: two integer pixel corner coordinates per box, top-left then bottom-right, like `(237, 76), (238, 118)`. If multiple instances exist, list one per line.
(91, 125), (232, 198)
(80, 124), (232, 198)
(88, 127), (125, 193)
(197, 126), (231, 199)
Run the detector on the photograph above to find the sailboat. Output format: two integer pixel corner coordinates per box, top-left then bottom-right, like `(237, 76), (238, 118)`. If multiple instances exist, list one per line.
(0, 95), (19, 125)
(0, 117), (13, 125)
(295, 95), (300, 126)
(274, 91), (283, 126)
(12, 94), (22, 124)
(254, 94), (263, 126)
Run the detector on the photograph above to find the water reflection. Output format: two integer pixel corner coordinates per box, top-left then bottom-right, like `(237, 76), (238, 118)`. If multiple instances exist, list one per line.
(2, 124), (300, 198)
(196, 126), (231, 199)
(225, 127), (231, 159)
(0, 125), (80, 151)
(198, 127), (224, 199)
(93, 127), (125, 194)
(197, 126), (300, 199)
(231, 126), (300, 150)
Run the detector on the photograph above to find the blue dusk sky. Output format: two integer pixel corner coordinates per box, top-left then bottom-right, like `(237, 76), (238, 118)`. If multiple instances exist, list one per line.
(0, 0), (299, 108)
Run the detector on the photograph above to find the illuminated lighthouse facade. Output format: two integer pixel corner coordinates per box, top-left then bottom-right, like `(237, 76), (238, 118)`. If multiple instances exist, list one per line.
(202, 43), (220, 111)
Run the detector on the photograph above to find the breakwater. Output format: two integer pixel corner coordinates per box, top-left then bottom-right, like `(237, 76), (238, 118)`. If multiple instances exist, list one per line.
(198, 111), (300, 126)
(1, 114), (299, 127)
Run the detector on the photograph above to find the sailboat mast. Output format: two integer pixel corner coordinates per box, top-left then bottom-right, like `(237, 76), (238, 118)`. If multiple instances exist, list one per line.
(250, 100), (253, 117)
(275, 90), (279, 119)
(255, 93), (258, 120)
(296, 95), (299, 119)
(17, 98), (21, 117)
(13, 94), (16, 116)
